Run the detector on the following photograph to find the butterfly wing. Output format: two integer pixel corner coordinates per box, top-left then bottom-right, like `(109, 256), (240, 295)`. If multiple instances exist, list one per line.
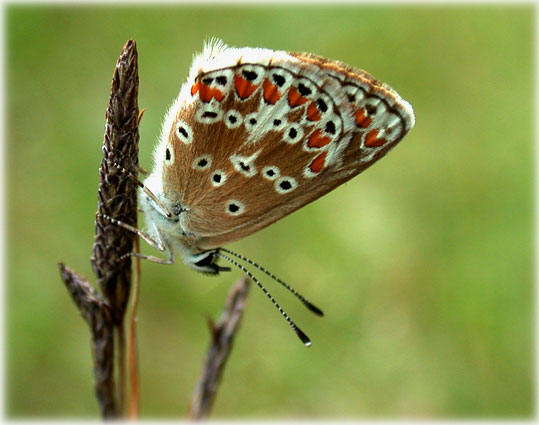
(158, 42), (414, 250)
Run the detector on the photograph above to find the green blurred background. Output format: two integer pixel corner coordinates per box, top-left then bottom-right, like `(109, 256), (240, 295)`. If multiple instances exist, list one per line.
(6, 4), (533, 419)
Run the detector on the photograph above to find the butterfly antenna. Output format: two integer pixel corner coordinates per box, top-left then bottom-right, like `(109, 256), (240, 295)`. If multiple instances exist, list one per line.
(220, 248), (324, 317)
(216, 251), (312, 347)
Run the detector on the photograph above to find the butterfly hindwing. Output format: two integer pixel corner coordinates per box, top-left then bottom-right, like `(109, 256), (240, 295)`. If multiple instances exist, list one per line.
(158, 42), (414, 249)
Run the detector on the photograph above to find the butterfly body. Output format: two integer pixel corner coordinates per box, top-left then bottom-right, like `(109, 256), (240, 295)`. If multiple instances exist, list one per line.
(140, 40), (414, 273)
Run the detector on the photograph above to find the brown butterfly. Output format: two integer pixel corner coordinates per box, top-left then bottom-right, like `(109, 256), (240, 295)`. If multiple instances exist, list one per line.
(136, 40), (415, 345)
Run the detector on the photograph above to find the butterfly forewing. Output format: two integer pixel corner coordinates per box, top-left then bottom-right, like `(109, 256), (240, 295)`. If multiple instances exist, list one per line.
(160, 43), (414, 249)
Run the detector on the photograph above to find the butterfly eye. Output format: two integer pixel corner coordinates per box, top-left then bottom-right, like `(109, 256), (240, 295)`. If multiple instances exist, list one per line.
(275, 176), (297, 194)
(225, 200), (245, 216)
(175, 120), (193, 144)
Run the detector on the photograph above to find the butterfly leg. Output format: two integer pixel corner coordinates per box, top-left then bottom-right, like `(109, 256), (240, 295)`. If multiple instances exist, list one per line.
(127, 249), (174, 265)
(135, 110), (149, 177)
(106, 159), (173, 219)
(137, 166), (149, 176)
(99, 213), (175, 265)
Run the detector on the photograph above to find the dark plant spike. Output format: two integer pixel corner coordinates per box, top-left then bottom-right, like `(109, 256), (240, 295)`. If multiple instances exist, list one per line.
(91, 39), (140, 324)
(188, 277), (251, 419)
(58, 263), (116, 417)
(220, 248), (324, 316)
(216, 252), (312, 347)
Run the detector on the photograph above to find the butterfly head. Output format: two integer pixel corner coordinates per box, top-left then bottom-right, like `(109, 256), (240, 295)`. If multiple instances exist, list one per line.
(188, 249), (231, 275)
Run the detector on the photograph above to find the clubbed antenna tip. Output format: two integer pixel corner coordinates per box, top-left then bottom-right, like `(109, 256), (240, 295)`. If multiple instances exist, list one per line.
(216, 251), (314, 347)
(294, 326), (312, 347)
(304, 301), (324, 317)
(219, 247), (324, 318)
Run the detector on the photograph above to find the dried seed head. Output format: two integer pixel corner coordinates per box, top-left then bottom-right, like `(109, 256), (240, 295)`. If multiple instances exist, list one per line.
(91, 40), (139, 324)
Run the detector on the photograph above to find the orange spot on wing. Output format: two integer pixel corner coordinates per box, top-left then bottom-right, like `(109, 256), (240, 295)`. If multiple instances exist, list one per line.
(307, 102), (322, 121)
(234, 75), (258, 99)
(198, 84), (224, 103)
(262, 79), (281, 104)
(355, 108), (372, 128)
(309, 151), (327, 173)
(211, 87), (224, 102)
(288, 86), (309, 107)
(198, 84), (212, 102)
(307, 129), (332, 148)
(191, 81), (200, 96)
(364, 129), (388, 147)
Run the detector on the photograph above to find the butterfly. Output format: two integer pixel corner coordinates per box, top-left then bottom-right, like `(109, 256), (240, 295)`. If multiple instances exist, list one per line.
(136, 40), (415, 345)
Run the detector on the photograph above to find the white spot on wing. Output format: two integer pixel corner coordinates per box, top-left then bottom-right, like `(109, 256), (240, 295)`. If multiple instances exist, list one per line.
(312, 93), (333, 116)
(244, 112), (259, 132)
(230, 151), (260, 177)
(192, 155), (212, 170)
(268, 69), (293, 91)
(294, 78), (317, 99)
(262, 165), (280, 181)
(270, 116), (286, 131)
(283, 123), (303, 144)
(196, 105), (223, 124)
(176, 120), (193, 144)
(237, 64), (265, 86)
(274, 176), (297, 194)
(224, 109), (243, 129)
(164, 144), (174, 165)
(303, 165), (319, 179)
(211, 170), (227, 187)
(225, 200), (245, 216)
(201, 69), (234, 91)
